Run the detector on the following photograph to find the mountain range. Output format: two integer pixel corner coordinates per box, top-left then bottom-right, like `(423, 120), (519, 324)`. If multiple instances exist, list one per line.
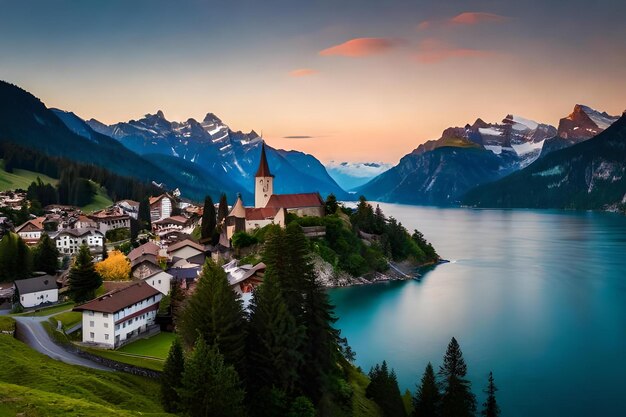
(358, 105), (621, 206)
(325, 161), (393, 191)
(0, 80), (348, 202)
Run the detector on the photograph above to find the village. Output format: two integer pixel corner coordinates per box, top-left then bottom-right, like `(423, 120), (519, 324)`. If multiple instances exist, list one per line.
(1, 144), (327, 354)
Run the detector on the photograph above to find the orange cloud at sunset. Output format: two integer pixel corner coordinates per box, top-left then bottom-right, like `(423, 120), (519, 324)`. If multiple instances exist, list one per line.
(413, 39), (495, 64)
(449, 12), (508, 25)
(319, 37), (399, 57)
(289, 68), (318, 77)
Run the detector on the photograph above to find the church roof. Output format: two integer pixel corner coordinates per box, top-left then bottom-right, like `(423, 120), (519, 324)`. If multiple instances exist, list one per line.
(229, 195), (246, 218)
(265, 193), (324, 209)
(255, 143), (274, 178)
(245, 207), (281, 221)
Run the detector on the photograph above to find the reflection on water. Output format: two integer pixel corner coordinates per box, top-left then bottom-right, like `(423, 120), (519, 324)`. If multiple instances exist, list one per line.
(329, 205), (626, 417)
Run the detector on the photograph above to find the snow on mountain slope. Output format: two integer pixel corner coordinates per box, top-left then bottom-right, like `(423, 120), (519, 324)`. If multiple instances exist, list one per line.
(326, 161), (393, 190)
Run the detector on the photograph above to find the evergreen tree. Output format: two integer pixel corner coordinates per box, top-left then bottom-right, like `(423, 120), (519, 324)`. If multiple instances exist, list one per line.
(287, 396), (316, 417)
(101, 243), (108, 261)
(325, 193), (338, 215)
(15, 234), (32, 279)
(481, 372), (500, 417)
(0, 233), (31, 281)
(33, 233), (59, 275)
(217, 193), (229, 223)
(439, 337), (476, 417)
(169, 281), (185, 326)
(68, 245), (102, 302)
(247, 272), (304, 395)
(201, 195), (217, 242)
(161, 337), (185, 413)
(413, 362), (441, 417)
(178, 260), (247, 377)
(366, 361), (407, 417)
(178, 336), (246, 417)
(138, 197), (151, 232)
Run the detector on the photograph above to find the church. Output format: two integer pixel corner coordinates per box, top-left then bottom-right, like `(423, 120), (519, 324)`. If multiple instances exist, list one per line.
(224, 143), (325, 240)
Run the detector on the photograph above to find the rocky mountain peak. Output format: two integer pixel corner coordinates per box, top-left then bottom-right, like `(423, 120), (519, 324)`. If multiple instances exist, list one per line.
(557, 104), (618, 141)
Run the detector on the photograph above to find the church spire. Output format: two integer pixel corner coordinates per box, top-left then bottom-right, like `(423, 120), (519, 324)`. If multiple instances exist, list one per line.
(255, 142), (274, 178)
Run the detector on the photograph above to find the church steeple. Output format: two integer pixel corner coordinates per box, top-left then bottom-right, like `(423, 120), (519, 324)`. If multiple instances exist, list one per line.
(255, 142), (274, 208)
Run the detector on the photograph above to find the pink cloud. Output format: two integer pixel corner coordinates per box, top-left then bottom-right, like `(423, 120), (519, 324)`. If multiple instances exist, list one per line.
(413, 39), (495, 64)
(417, 21), (431, 31)
(449, 12), (508, 25)
(289, 68), (318, 77)
(319, 37), (400, 57)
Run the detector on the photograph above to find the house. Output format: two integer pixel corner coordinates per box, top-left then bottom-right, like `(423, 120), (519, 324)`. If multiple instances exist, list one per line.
(128, 242), (162, 279)
(53, 228), (104, 256)
(149, 194), (173, 222)
(116, 200), (140, 219)
(89, 207), (131, 233)
(153, 215), (195, 237)
(15, 217), (45, 245)
(75, 215), (98, 229)
(143, 270), (172, 295)
(166, 239), (206, 262)
(13, 275), (59, 308)
(73, 281), (162, 349)
(223, 260), (265, 294)
(264, 193), (325, 217)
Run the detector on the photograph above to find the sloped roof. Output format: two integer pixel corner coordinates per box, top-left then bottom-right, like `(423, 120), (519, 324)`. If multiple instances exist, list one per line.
(255, 143), (274, 178)
(74, 281), (160, 314)
(154, 215), (189, 225)
(228, 195), (246, 219)
(128, 242), (160, 261)
(14, 275), (57, 294)
(149, 194), (171, 205)
(167, 239), (205, 254)
(56, 228), (104, 237)
(245, 207), (280, 221)
(265, 193), (324, 209)
(15, 217), (45, 233)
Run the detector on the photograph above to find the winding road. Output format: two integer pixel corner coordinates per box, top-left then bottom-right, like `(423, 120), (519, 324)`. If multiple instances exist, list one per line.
(14, 315), (110, 371)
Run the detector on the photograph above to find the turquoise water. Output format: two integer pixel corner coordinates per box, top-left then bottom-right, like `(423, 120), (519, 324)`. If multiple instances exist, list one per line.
(329, 204), (626, 417)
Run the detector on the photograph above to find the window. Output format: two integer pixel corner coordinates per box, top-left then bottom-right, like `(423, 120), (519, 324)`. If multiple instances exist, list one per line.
(105, 334), (109, 340)
(90, 332), (94, 338)
(89, 321), (94, 327)
(123, 322), (126, 328)
(88, 311), (94, 316)
(158, 280), (161, 284)
(103, 313), (108, 318)
(104, 323), (108, 328)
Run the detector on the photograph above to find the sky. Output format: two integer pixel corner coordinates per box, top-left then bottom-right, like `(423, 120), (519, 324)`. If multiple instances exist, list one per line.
(1, 0), (625, 163)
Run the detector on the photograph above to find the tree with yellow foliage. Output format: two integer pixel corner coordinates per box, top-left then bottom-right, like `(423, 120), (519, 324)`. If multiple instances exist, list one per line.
(95, 250), (131, 281)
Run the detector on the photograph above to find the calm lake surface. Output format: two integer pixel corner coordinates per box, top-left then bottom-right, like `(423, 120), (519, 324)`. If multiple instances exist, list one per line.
(329, 204), (626, 417)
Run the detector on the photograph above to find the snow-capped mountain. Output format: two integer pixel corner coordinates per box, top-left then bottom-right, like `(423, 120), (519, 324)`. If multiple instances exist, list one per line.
(86, 112), (348, 199)
(325, 161), (393, 190)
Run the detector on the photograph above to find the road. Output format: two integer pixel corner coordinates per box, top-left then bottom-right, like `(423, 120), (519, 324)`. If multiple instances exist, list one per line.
(14, 315), (110, 371)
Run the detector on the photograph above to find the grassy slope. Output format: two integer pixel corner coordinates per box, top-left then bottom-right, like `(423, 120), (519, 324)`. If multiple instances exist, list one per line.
(51, 311), (82, 331)
(82, 348), (165, 371)
(118, 332), (175, 359)
(0, 159), (57, 191)
(81, 181), (113, 213)
(0, 336), (170, 416)
(15, 302), (75, 317)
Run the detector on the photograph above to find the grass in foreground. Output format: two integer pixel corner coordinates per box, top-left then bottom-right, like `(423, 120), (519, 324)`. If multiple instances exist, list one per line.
(0, 316), (16, 333)
(0, 336), (170, 416)
(118, 332), (175, 359)
(16, 301), (75, 317)
(82, 347), (165, 371)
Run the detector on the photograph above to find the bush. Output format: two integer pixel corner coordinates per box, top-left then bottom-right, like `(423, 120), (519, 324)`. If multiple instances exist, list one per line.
(105, 228), (130, 243)
(231, 231), (258, 249)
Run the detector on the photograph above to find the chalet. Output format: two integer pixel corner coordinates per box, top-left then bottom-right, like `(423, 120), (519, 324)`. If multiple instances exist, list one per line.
(143, 270), (172, 295)
(74, 281), (162, 349)
(149, 194), (173, 222)
(166, 239), (206, 262)
(53, 228), (104, 256)
(15, 217), (45, 245)
(153, 215), (194, 237)
(13, 275), (59, 309)
(116, 200), (140, 219)
(89, 207), (131, 233)
(128, 242), (162, 279)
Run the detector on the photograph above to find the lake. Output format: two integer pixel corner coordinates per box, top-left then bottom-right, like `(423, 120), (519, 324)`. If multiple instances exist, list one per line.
(328, 204), (626, 417)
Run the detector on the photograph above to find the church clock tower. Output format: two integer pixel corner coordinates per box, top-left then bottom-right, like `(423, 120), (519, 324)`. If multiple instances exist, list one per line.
(254, 143), (274, 208)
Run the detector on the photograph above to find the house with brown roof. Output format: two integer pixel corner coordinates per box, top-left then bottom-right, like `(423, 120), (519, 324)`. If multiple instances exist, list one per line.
(74, 281), (162, 348)
(89, 207), (130, 233)
(128, 242), (162, 279)
(153, 215), (195, 237)
(149, 194), (173, 222)
(167, 239), (206, 262)
(15, 217), (45, 245)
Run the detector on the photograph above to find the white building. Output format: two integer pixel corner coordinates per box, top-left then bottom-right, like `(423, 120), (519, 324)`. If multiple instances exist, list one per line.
(15, 217), (45, 245)
(54, 228), (104, 256)
(74, 281), (162, 349)
(143, 270), (172, 295)
(14, 275), (58, 309)
(149, 194), (173, 222)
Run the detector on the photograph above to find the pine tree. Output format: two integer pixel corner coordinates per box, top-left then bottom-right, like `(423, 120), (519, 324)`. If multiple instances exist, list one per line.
(138, 197), (151, 232)
(247, 272), (304, 395)
(413, 362), (441, 417)
(68, 245), (102, 302)
(201, 195), (216, 242)
(178, 336), (246, 417)
(15, 234), (32, 279)
(217, 193), (229, 223)
(481, 372), (500, 417)
(178, 260), (247, 377)
(366, 361), (407, 417)
(439, 337), (476, 417)
(33, 233), (59, 275)
(325, 193), (338, 215)
(161, 337), (185, 413)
